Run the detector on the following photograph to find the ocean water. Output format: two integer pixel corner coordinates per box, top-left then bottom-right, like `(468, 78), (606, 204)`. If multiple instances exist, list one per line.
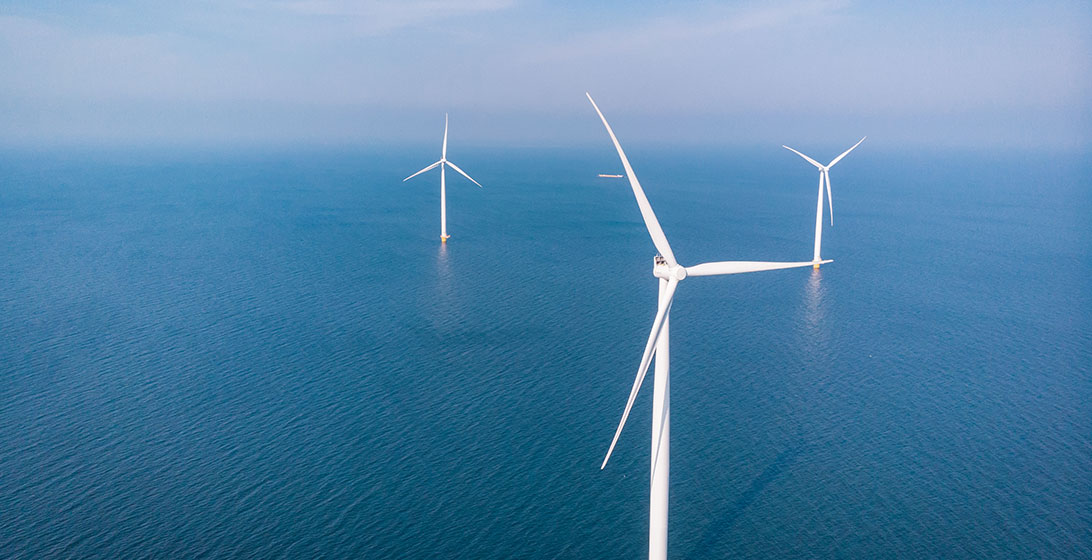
(0, 145), (1089, 558)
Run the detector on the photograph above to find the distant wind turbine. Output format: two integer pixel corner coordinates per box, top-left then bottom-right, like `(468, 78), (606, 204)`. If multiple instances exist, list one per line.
(404, 114), (482, 243)
(588, 93), (826, 560)
(783, 137), (865, 267)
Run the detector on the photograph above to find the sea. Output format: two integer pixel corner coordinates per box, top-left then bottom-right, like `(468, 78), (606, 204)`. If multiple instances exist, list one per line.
(1, 143), (1089, 558)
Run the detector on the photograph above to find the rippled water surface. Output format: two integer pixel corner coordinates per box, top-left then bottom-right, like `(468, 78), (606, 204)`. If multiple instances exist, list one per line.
(1, 146), (1089, 558)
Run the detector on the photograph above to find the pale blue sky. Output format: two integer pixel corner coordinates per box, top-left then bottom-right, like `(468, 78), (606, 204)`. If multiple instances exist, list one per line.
(0, 1), (1088, 148)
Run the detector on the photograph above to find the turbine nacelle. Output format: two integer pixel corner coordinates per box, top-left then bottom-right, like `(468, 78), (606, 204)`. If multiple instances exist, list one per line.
(653, 258), (687, 281)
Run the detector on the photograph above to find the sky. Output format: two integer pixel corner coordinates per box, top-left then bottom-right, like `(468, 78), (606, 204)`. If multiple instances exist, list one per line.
(0, 1), (1089, 149)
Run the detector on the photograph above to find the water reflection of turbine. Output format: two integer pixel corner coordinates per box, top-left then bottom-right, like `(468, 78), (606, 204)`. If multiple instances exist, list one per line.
(431, 242), (459, 333)
(437, 242), (451, 281)
(802, 269), (833, 384)
(805, 269), (826, 333)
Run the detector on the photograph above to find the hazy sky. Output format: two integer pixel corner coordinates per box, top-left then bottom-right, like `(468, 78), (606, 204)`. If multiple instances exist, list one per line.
(1, 1), (1089, 148)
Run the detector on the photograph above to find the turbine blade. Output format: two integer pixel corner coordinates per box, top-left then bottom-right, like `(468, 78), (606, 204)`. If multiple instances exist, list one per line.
(783, 145), (823, 169)
(445, 160), (483, 188)
(827, 136), (865, 168)
(403, 160), (441, 182)
(685, 260), (825, 277)
(442, 114), (449, 160)
(825, 170), (834, 226)
(586, 93), (677, 267)
(602, 277), (679, 469)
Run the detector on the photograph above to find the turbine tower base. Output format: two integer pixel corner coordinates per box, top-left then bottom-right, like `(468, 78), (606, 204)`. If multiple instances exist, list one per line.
(441, 235), (450, 243)
(813, 262), (821, 269)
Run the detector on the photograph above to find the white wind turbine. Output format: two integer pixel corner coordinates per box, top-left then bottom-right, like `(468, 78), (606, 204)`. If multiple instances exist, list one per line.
(782, 137), (865, 267)
(404, 114), (482, 243)
(588, 93), (827, 560)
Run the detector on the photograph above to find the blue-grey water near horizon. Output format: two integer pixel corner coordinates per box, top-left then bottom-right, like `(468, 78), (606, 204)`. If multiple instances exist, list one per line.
(1, 145), (1089, 558)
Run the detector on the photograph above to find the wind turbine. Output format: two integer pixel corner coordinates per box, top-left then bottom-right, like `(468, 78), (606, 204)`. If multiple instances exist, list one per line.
(587, 93), (827, 560)
(782, 137), (865, 268)
(404, 114), (482, 243)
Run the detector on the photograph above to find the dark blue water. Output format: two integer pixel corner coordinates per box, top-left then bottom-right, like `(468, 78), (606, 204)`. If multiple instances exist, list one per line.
(1, 145), (1089, 558)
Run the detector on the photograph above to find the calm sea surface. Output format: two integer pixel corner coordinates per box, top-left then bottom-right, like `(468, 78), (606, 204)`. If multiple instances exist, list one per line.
(1, 145), (1089, 558)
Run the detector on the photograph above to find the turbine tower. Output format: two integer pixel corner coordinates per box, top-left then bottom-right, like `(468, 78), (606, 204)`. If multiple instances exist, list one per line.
(588, 93), (827, 560)
(404, 114), (482, 243)
(783, 137), (865, 267)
